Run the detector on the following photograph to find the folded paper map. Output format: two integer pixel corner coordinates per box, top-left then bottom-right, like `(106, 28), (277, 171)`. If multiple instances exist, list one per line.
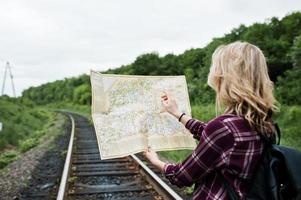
(90, 70), (196, 159)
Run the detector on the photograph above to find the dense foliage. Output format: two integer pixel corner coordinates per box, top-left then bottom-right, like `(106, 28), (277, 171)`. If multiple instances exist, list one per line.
(275, 35), (301, 105)
(0, 96), (63, 168)
(23, 75), (91, 105)
(21, 12), (301, 106)
(0, 96), (52, 151)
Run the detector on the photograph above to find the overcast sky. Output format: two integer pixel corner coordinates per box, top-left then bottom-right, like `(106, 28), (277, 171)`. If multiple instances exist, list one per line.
(0, 0), (300, 96)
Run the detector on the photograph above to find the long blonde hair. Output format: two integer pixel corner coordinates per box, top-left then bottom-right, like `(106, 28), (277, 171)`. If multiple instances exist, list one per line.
(207, 41), (279, 135)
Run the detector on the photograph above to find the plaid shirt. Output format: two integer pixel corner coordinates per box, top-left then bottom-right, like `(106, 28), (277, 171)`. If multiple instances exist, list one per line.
(163, 114), (264, 200)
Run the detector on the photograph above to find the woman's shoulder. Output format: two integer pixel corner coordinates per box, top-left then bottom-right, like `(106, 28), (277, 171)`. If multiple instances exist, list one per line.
(206, 113), (259, 141)
(200, 114), (238, 149)
(206, 113), (251, 133)
(203, 114), (238, 135)
(206, 113), (243, 127)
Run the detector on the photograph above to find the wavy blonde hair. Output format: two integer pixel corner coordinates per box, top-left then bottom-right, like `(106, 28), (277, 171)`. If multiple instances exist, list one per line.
(207, 41), (279, 135)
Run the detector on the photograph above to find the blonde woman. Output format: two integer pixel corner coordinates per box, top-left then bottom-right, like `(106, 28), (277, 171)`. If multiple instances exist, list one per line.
(144, 41), (278, 200)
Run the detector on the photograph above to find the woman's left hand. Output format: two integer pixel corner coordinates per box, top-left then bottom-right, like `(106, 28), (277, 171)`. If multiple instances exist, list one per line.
(144, 147), (160, 164)
(144, 147), (166, 172)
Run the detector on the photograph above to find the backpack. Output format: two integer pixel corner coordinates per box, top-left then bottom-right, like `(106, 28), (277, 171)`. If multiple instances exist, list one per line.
(223, 123), (301, 200)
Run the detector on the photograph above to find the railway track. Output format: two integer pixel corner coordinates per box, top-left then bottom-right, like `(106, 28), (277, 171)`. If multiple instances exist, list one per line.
(57, 113), (186, 200)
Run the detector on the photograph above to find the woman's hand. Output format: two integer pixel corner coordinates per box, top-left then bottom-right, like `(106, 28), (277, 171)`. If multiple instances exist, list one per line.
(161, 92), (181, 118)
(144, 147), (166, 172)
(144, 146), (160, 164)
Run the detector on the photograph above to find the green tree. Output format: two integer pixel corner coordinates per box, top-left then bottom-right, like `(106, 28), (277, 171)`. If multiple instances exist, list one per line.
(20, 12), (301, 106)
(276, 35), (301, 105)
(73, 84), (91, 105)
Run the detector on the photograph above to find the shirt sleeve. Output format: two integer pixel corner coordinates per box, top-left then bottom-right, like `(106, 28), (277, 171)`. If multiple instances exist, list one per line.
(185, 118), (207, 140)
(164, 119), (234, 187)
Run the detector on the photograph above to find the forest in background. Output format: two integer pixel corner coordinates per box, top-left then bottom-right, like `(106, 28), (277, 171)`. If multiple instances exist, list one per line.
(1, 12), (300, 169)
(22, 12), (301, 106)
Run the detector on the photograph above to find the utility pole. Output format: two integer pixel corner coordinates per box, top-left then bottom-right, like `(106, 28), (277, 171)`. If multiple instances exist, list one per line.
(1, 62), (16, 97)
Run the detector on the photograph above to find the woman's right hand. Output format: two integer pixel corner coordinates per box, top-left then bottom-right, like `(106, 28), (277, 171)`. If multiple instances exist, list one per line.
(161, 92), (181, 118)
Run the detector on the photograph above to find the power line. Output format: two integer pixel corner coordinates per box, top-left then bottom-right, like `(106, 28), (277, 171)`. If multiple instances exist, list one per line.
(1, 62), (16, 97)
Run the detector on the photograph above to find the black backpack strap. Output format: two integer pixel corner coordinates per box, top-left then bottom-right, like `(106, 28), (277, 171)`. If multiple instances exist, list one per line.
(274, 122), (281, 145)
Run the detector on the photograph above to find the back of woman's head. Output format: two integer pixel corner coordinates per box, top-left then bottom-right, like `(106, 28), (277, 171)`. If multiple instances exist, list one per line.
(207, 41), (279, 135)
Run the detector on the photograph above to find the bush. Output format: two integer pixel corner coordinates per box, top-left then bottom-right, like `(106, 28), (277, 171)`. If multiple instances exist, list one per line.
(191, 104), (216, 122)
(275, 35), (301, 105)
(19, 138), (39, 153)
(159, 150), (192, 163)
(0, 151), (18, 169)
(0, 97), (52, 151)
(273, 105), (301, 150)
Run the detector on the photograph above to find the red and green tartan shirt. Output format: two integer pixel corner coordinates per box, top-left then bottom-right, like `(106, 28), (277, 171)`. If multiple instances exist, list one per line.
(163, 114), (264, 200)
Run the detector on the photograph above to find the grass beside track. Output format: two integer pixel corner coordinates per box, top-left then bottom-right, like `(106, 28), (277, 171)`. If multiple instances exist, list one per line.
(0, 108), (67, 169)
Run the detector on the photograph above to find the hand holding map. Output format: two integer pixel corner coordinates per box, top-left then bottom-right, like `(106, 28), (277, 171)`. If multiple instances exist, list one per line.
(90, 70), (196, 159)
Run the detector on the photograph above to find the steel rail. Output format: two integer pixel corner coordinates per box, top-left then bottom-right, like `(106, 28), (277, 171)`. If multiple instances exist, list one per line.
(56, 112), (183, 200)
(57, 114), (75, 200)
(131, 154), (183, 200)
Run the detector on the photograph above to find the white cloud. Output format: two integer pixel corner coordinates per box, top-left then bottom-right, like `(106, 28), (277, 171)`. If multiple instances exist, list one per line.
(0, 0), (300, 96)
